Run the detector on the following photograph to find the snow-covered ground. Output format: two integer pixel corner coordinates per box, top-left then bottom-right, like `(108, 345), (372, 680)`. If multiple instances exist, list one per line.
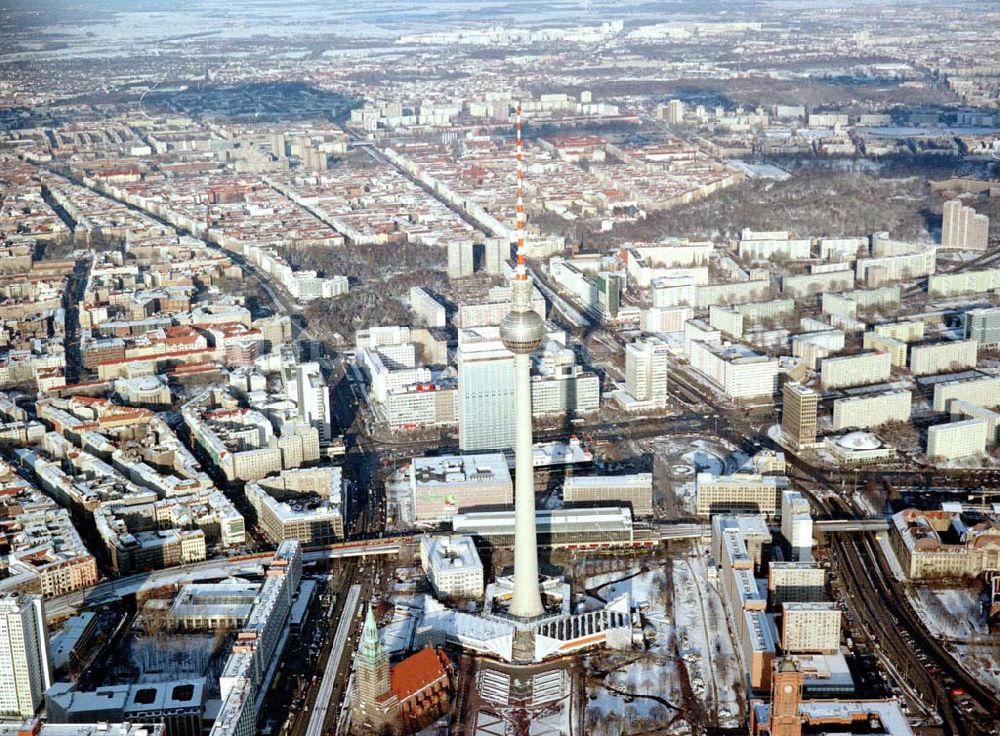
(908, 583), (1000, 695)
(909, 585), (987, 640)
(583, 561), (689, 735)
(672, 548), (743, 729)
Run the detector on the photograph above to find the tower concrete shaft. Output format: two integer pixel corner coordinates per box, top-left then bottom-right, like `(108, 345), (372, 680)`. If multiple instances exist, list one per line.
(508, 345), (544, 618)
(502, 276), (545, 619)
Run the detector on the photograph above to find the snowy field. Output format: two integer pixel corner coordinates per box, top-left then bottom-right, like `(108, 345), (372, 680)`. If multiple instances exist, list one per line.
(908, 584), (1000, 694)
(671, 549), (743, 729)
(584, 561), (690, 735)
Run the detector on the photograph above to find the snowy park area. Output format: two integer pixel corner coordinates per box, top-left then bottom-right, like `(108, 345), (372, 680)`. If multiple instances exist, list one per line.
(671, 547), (743, 730)
(908, 583), (1000, 692)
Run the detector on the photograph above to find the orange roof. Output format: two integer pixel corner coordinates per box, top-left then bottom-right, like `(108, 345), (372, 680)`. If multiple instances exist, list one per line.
(390, 646), (448, 702)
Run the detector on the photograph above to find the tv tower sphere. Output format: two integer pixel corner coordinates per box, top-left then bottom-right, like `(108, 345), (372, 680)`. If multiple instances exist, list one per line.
(500, 278), (544, 354)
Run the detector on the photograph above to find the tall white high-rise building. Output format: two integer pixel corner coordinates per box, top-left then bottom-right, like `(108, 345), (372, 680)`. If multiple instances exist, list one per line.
(625, 336), (670, 405)
(288, 362), (331, 443)
(0, 593), (52, 718)
(457, 329), (515, 452)
(942, 199), (989, 251)
(447, 240), (475, 279)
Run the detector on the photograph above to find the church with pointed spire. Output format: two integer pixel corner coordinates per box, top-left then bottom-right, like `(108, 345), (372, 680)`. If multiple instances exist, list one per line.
(350, 604), (453, 735)
(351, 605), (400, 734)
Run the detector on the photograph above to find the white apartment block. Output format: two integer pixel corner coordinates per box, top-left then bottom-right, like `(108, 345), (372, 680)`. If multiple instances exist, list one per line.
(447, 239), (475, 279)
(874, 320), (925, 343)
(781, 270), (855, 298)
(641, 306), (693, 333)
(355, 325), (411, 350)
(709, 305), (745, 339)
(456, 286), (545, 328)
(855, 247), (936, 286)
(933, 375), (1000, 412)
(862, 332), (908, 367)
(941, 199), (989, 251)
(909, 339), (978, 376)
(695, 472), (787, 518)
(694, 279), (771, 309)
(821, 286), (900, 319)
(819, 351), (892, 390)
(831, 390), (912, 431)
(531, 370), (600, 416)
(688, 341), (779, 399)
(457, 333), (515, 452)
(562, 473), (654, 517)
(0, 594), (52, 718)
(420, 534), (484, 600)
(768, 562), (826, 607)
(928, 266), (1000, 298)
(781, 602), (841, 653)
(927, 418), (988, 461)
(384, 383), (457, 429)
(949, 400), (1000, 445)
(781, 490), (813, 562)
(651, 274), (696, 308)
(409, 287), (447, 327)
(737, 232), (811, 262)
(625, 336), (670, 406)
(819, 237), (867, 260)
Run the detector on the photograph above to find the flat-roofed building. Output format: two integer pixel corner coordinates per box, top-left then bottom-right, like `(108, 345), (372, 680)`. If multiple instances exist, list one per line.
(933, 375), (1000, 412)
(451, 507), (633, 549)
(781, 382), (818, 449)
(768, 562), (826, 609)
(820, 351), (892, 390)
(562, 473), (653, 517)
(942, 199), (989, 251)
(410, 453), (513, 523)
(625, 336), (669, 406)
(743, 610), (777, 691)
(927, 418), (988, 461)
(696, 473), (788, 519)
(831, 390), (911, 431)
(964, 307), (1000, 349)
(909, 339), (977, 376)
(781, 602), (841, 653)
(419, 535), (483, 601)
(949, 400), (1000, 445)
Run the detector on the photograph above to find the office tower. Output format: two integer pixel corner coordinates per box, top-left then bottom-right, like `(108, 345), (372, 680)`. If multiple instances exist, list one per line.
(500, 104), (545, 619)
(457, 331), (515, 452)
(664, 99), (685, 124)
(483, 238), (507, 275)
(781, 381), (818, 449)
(447, 240), (475, 279)
(942, 199), (989, 251)
(270, 132), (286, 158)
(769, 659), (804, 736)
(0, 594), (52, 718)
(289, 362), (331, 442)
(781, 490), (813, 562)
(351, 606), (399, 733)
(625, 336), (669, 405)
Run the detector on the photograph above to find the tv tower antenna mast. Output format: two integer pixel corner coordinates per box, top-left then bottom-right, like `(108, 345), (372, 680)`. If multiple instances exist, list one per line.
(501, 102), (545, 620)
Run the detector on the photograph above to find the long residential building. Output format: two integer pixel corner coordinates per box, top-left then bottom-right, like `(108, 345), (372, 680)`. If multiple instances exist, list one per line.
(909, 339), (977, 376)
(562, 473), (653, 517)
(819, 352), (892, 390)
(695, 473), (788, 519)
(688, 341), (779, 399)
(831, 391), (912, 431)
(932, 375), (1000, 412)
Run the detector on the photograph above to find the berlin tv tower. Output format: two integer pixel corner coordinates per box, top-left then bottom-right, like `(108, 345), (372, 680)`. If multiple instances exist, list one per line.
(500, 103), (545, 619)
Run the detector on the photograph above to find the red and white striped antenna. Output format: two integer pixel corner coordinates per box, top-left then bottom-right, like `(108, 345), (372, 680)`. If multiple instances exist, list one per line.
(514, 103), (527, 281)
